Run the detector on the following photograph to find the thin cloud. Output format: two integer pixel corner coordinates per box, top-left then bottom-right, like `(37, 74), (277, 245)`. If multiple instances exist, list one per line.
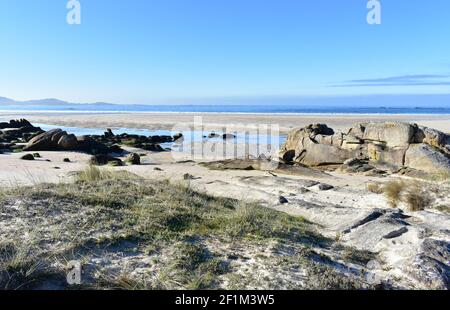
(334, 74), (450, 87)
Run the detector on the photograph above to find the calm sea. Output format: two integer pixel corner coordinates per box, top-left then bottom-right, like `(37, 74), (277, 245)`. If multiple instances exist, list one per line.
(1, 104), (450, 114)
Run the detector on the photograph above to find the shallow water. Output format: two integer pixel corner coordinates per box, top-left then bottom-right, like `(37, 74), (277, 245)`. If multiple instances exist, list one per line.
(33, 123), (287, 149)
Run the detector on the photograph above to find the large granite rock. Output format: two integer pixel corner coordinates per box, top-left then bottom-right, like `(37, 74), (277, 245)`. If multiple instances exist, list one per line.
(363, 122), (415, 147)
(23, 129), (110, 154)
(405, 144), (450, 173)
(280, 122), (450, 174)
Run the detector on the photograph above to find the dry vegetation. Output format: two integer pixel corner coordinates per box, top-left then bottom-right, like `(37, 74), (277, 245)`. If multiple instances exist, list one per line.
(382, 180), (433, 211)
(0, 166), (375, 290)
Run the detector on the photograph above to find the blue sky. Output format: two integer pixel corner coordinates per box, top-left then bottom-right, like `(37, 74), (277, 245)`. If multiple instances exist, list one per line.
(0, 0), (449, 104)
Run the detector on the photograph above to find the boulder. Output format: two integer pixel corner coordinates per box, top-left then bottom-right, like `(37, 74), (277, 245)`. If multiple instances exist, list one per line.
(363, 122), (415, 147)
(404, 144), (450, 173)
(76, 135), (110, 154)
(415, 126), (450, 155)
(126, 153), (141, 165)
(368, 144), (407, 166)
(222, 133), (236, 140)
(20, 154), (35, 161)
(294, 140), (356, 166)
(23, 129), (63, 151)
(58, 134), (78, 149)
(280, 122), (450, 174)
(0, 119), (34, 129)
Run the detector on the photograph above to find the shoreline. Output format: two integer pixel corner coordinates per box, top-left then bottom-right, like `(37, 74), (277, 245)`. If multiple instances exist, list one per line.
(2, 111), (449, 134)
(2, 110), (450, 116)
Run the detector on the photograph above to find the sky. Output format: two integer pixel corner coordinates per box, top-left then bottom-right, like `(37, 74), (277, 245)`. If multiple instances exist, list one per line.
(0, 0), (449, 105)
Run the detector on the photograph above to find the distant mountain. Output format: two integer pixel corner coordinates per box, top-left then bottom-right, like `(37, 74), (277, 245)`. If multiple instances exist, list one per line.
(0, 97), (16, 104)
(0, 97), (78, 106)
(1, 95), (450, 113)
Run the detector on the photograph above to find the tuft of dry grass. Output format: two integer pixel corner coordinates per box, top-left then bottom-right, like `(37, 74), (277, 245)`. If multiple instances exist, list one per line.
(382, 179), (432, 211)
(76, 165), (114, 182)
(403, 184), (430, 212)
(383, 180), (405, 207)
(366, 183), (383, 194)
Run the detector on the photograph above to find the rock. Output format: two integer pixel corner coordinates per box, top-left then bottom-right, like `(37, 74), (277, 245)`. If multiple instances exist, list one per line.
(367, 144), (406, 166)
(76, 135), (110, 154)
(363, 122), (415, 147)
(344, 158), (362, 166)
(343, 212), (409, 250)
(318, 183), (334, 191)
(208, 132), (220, 138)
(89, 154), (109, 166)
(279, 122), (450, 175)
(404, 144), (450, 173)
(173, 133), (183, 141)
(104, 128), (114, 138)
(109, 144), (124, 154)
(32, 153), (41, 158)
(222, 133), (236, 140)
(201, 159), (329, 178)
(278, 196), (289, 204)
(154, 167), (163, 171)
(0, 119), (34, 129)
(58, 134), (78, 149)
(126, 153), (141, 165)
(415, 126), (450, 155)
(407, 239), (450, 290)
(23, 129), (63, 151)
(20, 154), (35, 161)
(89, 154), (123, 166)
(142, 143), (165, 152)
(63, 158), (71, 163)
(297, 142), (355, 166)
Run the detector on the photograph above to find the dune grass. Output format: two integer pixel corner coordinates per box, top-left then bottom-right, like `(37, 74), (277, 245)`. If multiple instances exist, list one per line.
(0, 167), (372, 290)
(382, 179), (432, 211)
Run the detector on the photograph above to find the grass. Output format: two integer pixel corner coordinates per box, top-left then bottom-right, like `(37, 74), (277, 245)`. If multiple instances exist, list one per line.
(382, 179), (432, 211)
(366, 183), (383, 194)
(435, 205), (450, 214)
(383, 180), (405, 207)
(0, 168), (373, 290)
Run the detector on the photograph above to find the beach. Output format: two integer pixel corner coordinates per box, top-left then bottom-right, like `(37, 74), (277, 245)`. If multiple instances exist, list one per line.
(1, 111), (449, 134)
(1, 113), (449, 289)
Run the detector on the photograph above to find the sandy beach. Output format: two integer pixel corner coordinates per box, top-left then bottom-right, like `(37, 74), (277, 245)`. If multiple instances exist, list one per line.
(1, 114), (449, 289)
(1, 112), (449, 134)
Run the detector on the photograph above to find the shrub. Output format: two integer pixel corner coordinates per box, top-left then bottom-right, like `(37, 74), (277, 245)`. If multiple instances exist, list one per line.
(383, 180), (405, 207)
(366, 183), (383, 194)
(403, 184), (430, 212)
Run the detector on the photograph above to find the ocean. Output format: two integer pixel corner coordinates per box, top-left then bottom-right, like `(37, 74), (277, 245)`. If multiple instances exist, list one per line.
(1, 104), (450, 114)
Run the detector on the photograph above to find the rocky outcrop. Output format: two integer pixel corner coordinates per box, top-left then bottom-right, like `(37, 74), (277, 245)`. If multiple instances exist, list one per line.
(0, 119), (44, 148)
(23, 129), (110, 154)
(0, 119), (34, 129)
(280, 122), (450, 174)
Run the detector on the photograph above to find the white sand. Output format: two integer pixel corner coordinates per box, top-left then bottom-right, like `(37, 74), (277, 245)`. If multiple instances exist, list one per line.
(1, 112), (449, 134)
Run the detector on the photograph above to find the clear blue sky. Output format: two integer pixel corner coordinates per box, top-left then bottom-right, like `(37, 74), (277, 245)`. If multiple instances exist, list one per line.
(0, 0), (449, 104)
